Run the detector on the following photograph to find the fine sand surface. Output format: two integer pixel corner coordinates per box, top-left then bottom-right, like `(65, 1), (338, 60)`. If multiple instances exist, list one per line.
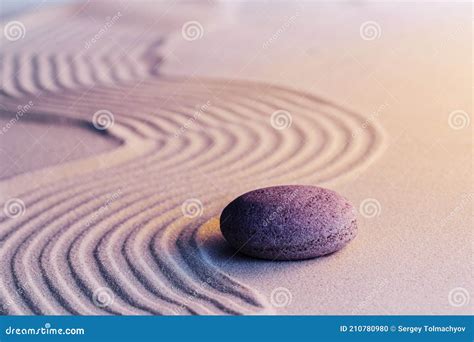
(0, 1), (472, 315)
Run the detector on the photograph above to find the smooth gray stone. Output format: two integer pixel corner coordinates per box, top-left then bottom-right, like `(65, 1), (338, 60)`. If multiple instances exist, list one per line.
(220, 185), (357, 260)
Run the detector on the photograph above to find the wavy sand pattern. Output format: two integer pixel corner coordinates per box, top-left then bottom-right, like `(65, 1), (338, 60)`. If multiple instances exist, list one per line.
(0, 6), (384, 315)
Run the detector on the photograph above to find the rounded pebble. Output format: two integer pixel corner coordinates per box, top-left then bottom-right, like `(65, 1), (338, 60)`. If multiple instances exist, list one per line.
(220, 185), (357, 260)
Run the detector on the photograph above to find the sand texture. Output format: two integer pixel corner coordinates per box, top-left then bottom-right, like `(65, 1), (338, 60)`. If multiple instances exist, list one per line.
(0, 2), (472, 315)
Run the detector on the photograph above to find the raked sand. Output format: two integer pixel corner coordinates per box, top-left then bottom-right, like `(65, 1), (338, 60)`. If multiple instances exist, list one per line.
(0, 1), (472, 315)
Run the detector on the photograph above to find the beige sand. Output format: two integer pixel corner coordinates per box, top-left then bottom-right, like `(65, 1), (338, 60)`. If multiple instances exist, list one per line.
(0, 1), (472, 315)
